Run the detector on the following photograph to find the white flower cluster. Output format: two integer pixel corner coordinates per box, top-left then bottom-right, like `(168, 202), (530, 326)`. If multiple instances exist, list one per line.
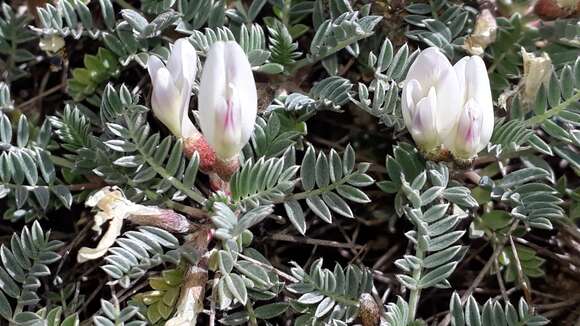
(147, 38), (257, 162)
(402, 47), (495, 160)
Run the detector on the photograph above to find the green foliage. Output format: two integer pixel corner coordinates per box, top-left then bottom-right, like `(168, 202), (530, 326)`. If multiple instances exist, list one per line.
(537, 19), (579, 68)
(288, 258), (372, 324)
(0, 112), (72, 215)
(267, 0), (312, 39)
(101, 226), (184, 289)
(101, 84), (205, 204)
(103, 23), (169, 68)
(269, 76), (354, 116)
(211, 202), (273, 240)
(226, 0), (268, 25)
(210, 210), (284, 324)
(490, 118), (533, 155)
(404, 0), (475, 59)
(94, 298), (145, 326)
(352, 38), (418, 128)
(68, 48), (120, 102)
(0, 3), (38, 81)
(0, 82), (13, 111)
(490, 167), (563, 230)
(34, 0), (115, 39)
(230, 147), (298, 209)
(141, 0), (176, 15)
(243, 112), (305, 159)
(500, 244), (546, 282)
(383, 296), (411, 326)
(285, 144), (374, 234)
(0, 0), (574, 324)
(294, 9), (381, 74)
(267, 19), (302, 67)
(176, 0), (224, 32)
(132, 268), (184, 324)
(522, 59), (580, 171)
(0, 221), (63, 321)
(449, 292), (549, 326)
(50, 104), (93, 152)
(487, 14), (525, 97)
(121, 9), (180, 39)
(13, 306), (80, 326)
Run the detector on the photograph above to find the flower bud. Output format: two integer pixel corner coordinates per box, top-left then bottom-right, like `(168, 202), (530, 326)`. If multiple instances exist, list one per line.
(198, 41), (257, 160)
(445, 55), (494, 159)
(402, 47), (461, 154)
(521, 48), (552, 106)
(147, 38), (198, 139)
(464, 9), (497, 56)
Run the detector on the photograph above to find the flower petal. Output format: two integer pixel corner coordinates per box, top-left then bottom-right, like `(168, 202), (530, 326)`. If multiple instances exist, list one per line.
(198, 42), (227, 152)
(463, 56), (494, 150)
(402, 79), (423, 129)
(198, 41), (256, 159)
(223, 41), (257, 147)
(449, 98), (483, 159)
(405, 47), (453, 88)
(433, 66), (461, 139)
(151, 67), (183, 136)
(412, 87), (440, 151)
(147, 55), (165, 82)
(167, 38), (198, 90)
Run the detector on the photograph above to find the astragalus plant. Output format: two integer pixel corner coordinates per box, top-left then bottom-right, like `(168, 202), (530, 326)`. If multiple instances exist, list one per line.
(0, 0), (579, 325)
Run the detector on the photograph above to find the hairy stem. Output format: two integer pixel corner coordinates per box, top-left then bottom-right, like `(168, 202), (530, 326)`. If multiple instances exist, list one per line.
(524, 90), (580, 127)
(408, 229), (426, 321)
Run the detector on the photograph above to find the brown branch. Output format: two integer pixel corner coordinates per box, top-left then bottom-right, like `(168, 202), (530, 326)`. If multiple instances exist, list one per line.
(270, 233), (365, 250)
(15, 83), (65, 111)
(509, 235), (532, 304)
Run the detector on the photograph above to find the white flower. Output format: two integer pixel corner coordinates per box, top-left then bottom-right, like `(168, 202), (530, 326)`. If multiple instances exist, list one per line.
(198, 41), (257, 160)
(402, 47), (495, 161)
(147, 38), (198, 139)
(402, 47), (462, 153)
(445, 55), (494, 159)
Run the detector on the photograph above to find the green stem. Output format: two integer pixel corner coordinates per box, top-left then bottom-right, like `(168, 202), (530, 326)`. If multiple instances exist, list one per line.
(524, 90), (580, 127)
(274, 172), (355, 204)
(9, 303), (23, 326)
(246, 302), (258, 326)
(408, 229), (425, 321)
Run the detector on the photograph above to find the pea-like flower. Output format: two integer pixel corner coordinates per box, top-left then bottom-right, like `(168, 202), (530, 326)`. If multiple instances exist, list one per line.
(198, 41), (257, 160)
(402, 47), (462, 154)
(147, 38), (198, 139)
(446, 55), (494, 160)
(402, 47), (494, 161)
